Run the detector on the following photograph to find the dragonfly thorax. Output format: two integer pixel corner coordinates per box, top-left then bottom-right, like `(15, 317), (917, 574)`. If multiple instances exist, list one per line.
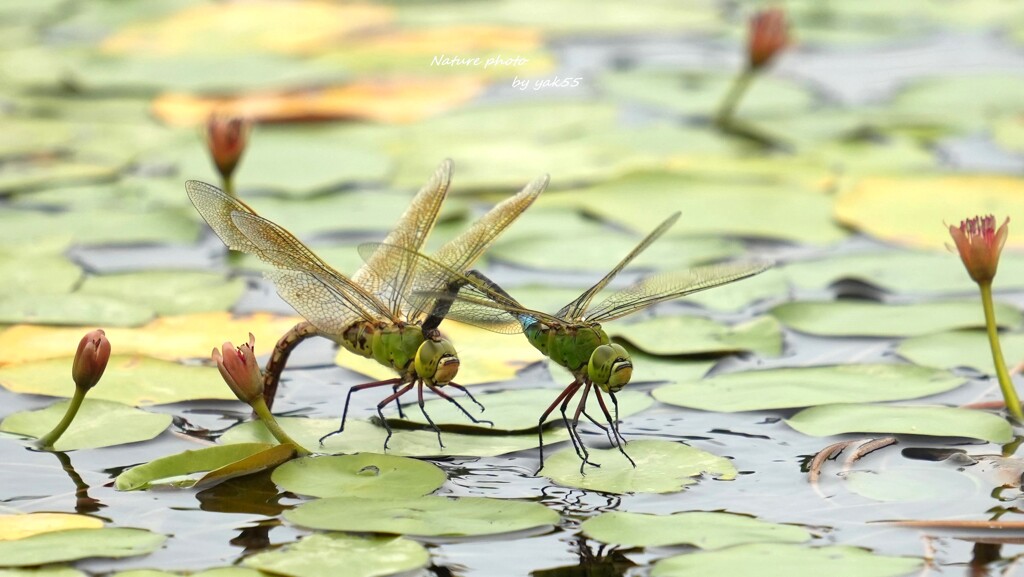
(367, 324), (427, 375)
(532, 323), (612, 377)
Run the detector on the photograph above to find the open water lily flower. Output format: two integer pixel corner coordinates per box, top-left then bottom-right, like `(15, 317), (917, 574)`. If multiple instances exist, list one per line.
(948, 215), (1009, 285)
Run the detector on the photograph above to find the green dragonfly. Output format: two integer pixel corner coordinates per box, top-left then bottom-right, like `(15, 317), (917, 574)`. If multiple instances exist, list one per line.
(186, 160), (548, 448)
(360, 212), (771, 471)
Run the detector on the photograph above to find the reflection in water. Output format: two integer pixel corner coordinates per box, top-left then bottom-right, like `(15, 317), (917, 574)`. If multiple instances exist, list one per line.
(49, 450), (104, 514)
(196, 470), (287, 516)
(532, 535), (636, 577)
(230, 519), (279, 553)
(969, 541), (1002, 577)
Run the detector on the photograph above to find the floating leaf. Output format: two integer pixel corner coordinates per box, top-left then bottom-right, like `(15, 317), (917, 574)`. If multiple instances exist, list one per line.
(0, 567), (86, 577)
(0, 254), (81, 297)
(0, 312), (301, 365)
(610, 316), (782, 357)
(581, 511), (811, 549)
(0, 207), (199, 247)
(285, 495), (558, 537)
(897, 330), (1024, 373)
(787, 404), (1013, 443)
(0, 399), (171, 450)
(0, 528), (165, 567)
(891, 74), (1024, 132)
(834, 176), (1024, 250)
(770, 300), (1021, 337)
(0, 514), (102, 541)
(0, 355), (235, 406)
(542, 440), (736, 495)
(221, 417), (570, 458)
(845, 469), (980, 503)
(243, 533), (428, 577)
(650, 543), (922, 577)
(78, 272), (245, 315)
(271, 454), (446, 499)
(386, 389), (652, 434)
(116, 443), (295, 491)
(110, 570), (261, 577)
(0, 294), (154, 327)
(652, 364), (965, 412)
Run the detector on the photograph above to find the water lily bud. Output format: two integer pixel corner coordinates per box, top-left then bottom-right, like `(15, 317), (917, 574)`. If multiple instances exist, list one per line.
(212, 333), (263, 404)
(949, 215), (1009, 285)
(72, 329), (110, 391)
(205, 114), (250, 182)
(748, 8), (789, 70)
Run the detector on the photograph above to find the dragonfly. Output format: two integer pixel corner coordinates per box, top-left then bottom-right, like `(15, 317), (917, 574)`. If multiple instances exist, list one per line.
(186, 160), (549, 448)
(360, 211), (771, 472)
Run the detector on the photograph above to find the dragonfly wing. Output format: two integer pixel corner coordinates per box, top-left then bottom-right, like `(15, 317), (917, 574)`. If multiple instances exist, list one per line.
(353, 159), (452, 317)
(556, 212), (681, 321)
(584, 261), (773, 323)
(265, 270), (368, 336)
(185, 180), (261, 252)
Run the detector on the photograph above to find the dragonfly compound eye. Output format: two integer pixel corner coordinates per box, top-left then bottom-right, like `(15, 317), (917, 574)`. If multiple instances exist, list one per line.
(415, 338), (460, 385)
(589, 343), (633, 392)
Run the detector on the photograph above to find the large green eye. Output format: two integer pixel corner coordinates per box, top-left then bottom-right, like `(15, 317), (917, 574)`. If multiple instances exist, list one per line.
(588, 343), (632, 392)
(415, 338), (459, 385)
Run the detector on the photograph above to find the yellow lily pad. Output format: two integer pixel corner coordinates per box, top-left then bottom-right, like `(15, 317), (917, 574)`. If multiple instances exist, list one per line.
(0, 514), (102, 541)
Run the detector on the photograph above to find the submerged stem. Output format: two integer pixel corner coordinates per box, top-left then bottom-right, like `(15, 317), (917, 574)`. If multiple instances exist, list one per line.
(37, 386), (88, 449)
(250, 396), (311, 456)
(980, 282), (1024, 422)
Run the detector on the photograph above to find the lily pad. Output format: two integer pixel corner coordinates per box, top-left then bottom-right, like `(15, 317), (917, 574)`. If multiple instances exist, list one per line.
(786, 404), (1014, 443)
(0, 568), (86, 577)
(650, 543), (922, 577)
(116, 443), (295, 491)
(0, 254), (81, 297)
(220, 417), (571, 458)
(0, 528), (165, 567)
(386, 388), (652, 434)
(0, 355), (235, 406)
(542, 440), (737, 494)
(0, 207), (200, 247)
(769, 300), (1021, 337)
(0, 514), (103, 541)
(652, 364), (965, 412)
(285, 495), (558, 537)
(610, 316), (782, 357)
(0, 294), (154, 327)
(0, 399), (171, 450)
(845, 468), (980, 503)
(111, 571), (260, 577)
(896, 330), (1024, 373)
(78, 272), (245, 315)
(271, 454), (446, 499)
(581, 511), (811, 549)
(243, 533), (428, 577)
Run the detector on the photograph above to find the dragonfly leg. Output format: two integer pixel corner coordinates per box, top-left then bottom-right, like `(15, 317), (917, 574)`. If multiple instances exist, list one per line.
(319, 377), (403, 445)
(427, 383), (494, 427)
(558, 382), (599, 470)
(580, 408), (614, 445)
(572, 383), (597, 475)
(375, 383), (415, 451)
(263, 321), (319, 410)
(447, 382), (487, 413)
(596, 388), (635, 468)
(417, 380), (445, 449)
(534, 380), (580, 474)
(392, 383), (406, 419)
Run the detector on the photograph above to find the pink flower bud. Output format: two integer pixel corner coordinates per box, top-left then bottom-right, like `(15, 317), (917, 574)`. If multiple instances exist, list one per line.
(748, 8), (789, 70)
(212, 333), (263, 404)
(949, 215), (1010, 285)
(205, 114), (250, 181)
(72, 329), (110, 391)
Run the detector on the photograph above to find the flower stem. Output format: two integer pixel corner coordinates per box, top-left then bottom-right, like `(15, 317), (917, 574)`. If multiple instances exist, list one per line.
(250, 397), (311, 456)
(715, 68), (756, 128)
(37, 386), (88, 449)
(980, 282), (1024, 421)
(222, 176), (236, 199)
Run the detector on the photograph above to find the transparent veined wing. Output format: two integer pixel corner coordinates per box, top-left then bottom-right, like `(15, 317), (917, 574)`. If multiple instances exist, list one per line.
(186, 180), (263, 253)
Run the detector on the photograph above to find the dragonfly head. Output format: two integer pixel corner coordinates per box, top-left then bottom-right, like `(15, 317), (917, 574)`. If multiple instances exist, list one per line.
(589, 343), (632, 393)
(415, 336), (459, 386)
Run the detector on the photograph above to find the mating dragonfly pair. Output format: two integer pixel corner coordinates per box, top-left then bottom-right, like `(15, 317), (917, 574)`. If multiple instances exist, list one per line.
(187, 160), (769, 472)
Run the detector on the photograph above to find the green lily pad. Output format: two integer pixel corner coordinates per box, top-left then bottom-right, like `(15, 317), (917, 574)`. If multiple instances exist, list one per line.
(582, 511), (812, 549)
(652, 364), (965, 412)
(0, 355), (235, 406)
(651, 543), (922, 577)
(845, 468), (981, 503)
(0, 528), (166, 567)
(896, 330), (1024, 373)
(0, 254), (81, 297)
(0, 208), (200, 248)
(220, 417), (571, 458)
(769, 300), (1021, 337)
(610, 315), (782, 357)
(285, 495), (558, 537)
(271, 454), (446, 499)
(111, 570), (261, 577)
(116, 443), (296, 491)
(786, 404), (1014, 443)
(78, 272), (245, 315)
(243, 533), (428, 577)
(386, 389), (652, 434)
(542, 440), (737, 494)
(0, 159), (119, 195)
(541, 171), (847, 245)
(0, 294), (154, 327)
(0, 568), (86, 577)
(0, 399), (171, 450)
(891, 74), (1024, 133)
